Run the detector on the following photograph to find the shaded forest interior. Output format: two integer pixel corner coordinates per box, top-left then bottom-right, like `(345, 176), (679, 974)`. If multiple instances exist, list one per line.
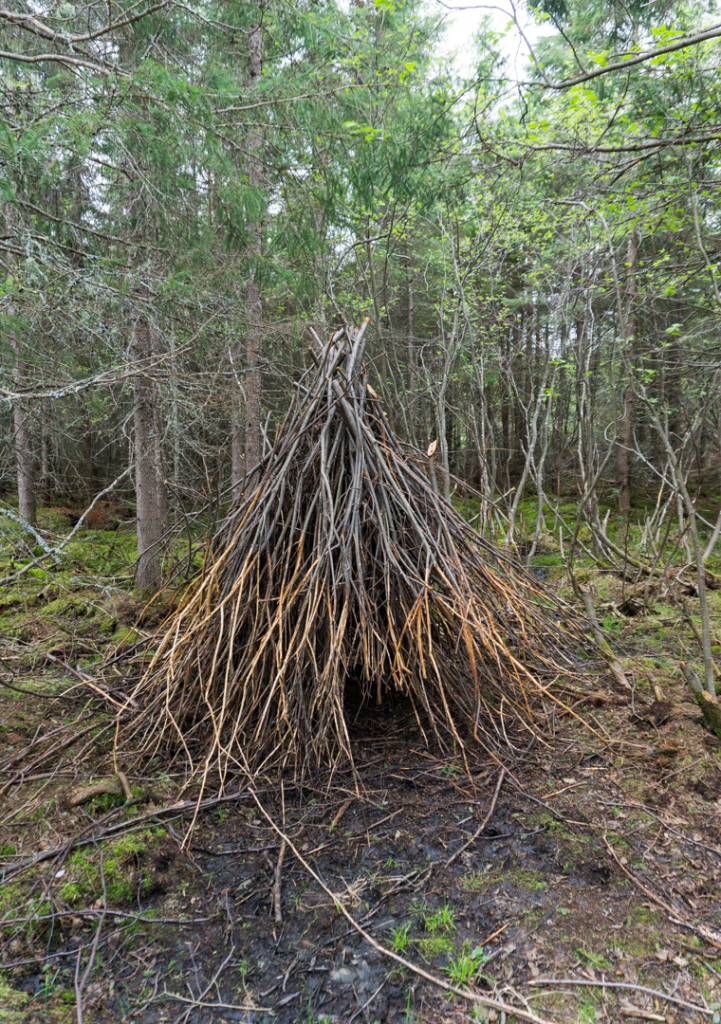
(3, 1), (721, 1022)
(3, 0), (721, 586)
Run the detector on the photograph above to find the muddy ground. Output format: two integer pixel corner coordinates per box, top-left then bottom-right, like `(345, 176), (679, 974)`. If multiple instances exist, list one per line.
(1, 521), (721, 1023)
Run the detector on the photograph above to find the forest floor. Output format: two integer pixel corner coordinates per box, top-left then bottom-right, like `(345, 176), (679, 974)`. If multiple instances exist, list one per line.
(1, 508), (721, 1024)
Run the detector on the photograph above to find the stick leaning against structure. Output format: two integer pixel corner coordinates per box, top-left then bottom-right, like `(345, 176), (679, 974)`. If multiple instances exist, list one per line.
(119, 321), (584, 791)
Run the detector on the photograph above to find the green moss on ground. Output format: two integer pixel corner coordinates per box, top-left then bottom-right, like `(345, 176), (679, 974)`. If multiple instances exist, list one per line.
(59, 830), (164, 907)
(0, 977), (30, 1023)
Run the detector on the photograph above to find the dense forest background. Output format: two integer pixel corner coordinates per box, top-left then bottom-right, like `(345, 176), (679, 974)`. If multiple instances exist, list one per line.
(3, 0), (721, 591)
(5, 8), (721, 1021)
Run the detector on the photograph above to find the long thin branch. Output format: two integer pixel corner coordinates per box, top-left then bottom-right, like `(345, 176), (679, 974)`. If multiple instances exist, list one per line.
(0, 0), (169, 44)
(529, 978), (712, 1017)
(523, 21), (721, 90)
(0, 48), (124, 75)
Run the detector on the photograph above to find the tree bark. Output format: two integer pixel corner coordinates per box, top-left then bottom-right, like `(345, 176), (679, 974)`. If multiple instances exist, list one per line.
(405, 253), (419, 447)
(131, 301), (167, 593)
(617, 227), (638, 516)
(617, 382), (633, 516)
(39, 400), (52, 501)
(11, 334), (37, 526)
(232, 18), (263, 493)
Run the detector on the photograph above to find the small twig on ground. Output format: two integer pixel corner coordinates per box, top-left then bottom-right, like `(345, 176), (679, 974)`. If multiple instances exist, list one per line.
(45, 652), (137, 710)
(603, 832), (721, 949)
(2, 788), (253, 882)
(69, 779), (124, 807)
(2, 720), (99, 775)
(529, 977), (713, 1017)
(74, 843), (107, 1024)
(617, 1002), (666, 1022)
(598, 800), (721, 858)
(445, 767), (506, 867)
(163, 993), (271, 1015)
(273, 839), (286, 926)
(172, 945), (239, 1024)
(69, 772), (135, 807)
(479, 921), (510, 946)
(355, 807), (403, 838)
(0, 673), (55, 697)
(0, 908), (216, 927)
(331, 797), (354, 829)
(116, 770), (133, 801)
(347, 978), (388, 1024)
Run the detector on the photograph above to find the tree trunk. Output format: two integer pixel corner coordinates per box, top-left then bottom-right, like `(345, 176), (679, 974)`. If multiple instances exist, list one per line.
(232, 18), (264, 493)
(11, 334), (36, 526)
(131, 302), (167, 593)
(40, 401), (51, 501)
(617, 228), (638, 516)
(405, 253), (419, 446)
(151, 325), (169, 525)
(617, 382), (633, 516)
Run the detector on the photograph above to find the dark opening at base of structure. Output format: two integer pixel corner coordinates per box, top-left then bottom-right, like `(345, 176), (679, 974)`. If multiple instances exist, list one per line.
(343, 675), (422, 742)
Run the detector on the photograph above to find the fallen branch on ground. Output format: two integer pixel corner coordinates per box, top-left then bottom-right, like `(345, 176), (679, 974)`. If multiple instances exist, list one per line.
(529, 977), (713, 1017)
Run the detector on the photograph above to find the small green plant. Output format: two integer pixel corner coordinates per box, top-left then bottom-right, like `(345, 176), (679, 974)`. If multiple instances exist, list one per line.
(404, 988), (415, 1024)
(424, 902), (455, 934)
(601, 616), (622, 635)
(0, 977), (30, 1017)
(577, 948), (612, 971)
(418, 935), (454, 959)
(438, 763), (461, 778)
(446, 945), (488, 986)
(58, 830), (163, 906)
(577, 992), (599, 1023)
(459, 869), (490, 893)
(297, 995), (333, 1024)
(392, 923), (411, 953)
(41, 963), (63, 1003)
(513, 869), (547, 892)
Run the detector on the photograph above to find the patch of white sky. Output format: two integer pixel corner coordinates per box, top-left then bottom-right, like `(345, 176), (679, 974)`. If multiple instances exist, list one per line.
(433, 0), (721, 79)
(430, 0), (555, 79)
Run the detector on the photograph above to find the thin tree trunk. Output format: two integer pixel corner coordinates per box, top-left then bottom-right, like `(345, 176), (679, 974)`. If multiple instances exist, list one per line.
(151, 324), (169, 525)
(11, 334), (36, 526)
(131, 302), (167, 593)
(230, 18), (264, 493)
(406, 253), (419, 447)
(39, 400), (52, 500)
(244, 20), (263, 481)
(617, 227), (638, 516)
(643, 392), (716, 696)
(230, 334), (245, 492)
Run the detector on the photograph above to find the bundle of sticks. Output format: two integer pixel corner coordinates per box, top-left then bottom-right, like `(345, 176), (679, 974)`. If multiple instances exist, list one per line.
(120, 321), (580, 787)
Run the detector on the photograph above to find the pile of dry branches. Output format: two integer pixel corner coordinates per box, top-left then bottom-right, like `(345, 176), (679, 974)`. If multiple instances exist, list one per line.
(120, 322), (580, 786)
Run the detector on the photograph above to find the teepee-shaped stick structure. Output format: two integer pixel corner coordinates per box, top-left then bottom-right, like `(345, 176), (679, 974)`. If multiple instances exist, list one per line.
(121, 321), (579, 785)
